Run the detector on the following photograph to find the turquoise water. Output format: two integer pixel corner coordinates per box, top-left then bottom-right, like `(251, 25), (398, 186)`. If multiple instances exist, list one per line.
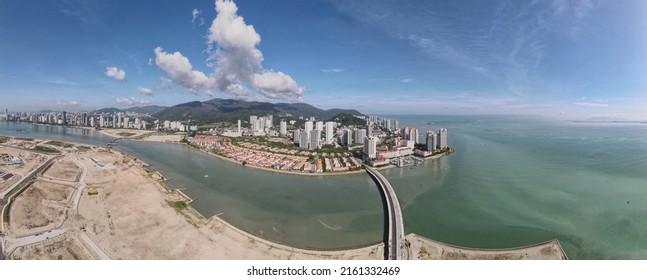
(3, 116), (647, 259)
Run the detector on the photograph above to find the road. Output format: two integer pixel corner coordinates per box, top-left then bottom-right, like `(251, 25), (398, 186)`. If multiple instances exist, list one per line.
(365, 166), (405, 260)
(72, 157), (88, 212)
(3, 228), (66, 255)
(0, 155), (63, 234)
(79, 232), (110, 260)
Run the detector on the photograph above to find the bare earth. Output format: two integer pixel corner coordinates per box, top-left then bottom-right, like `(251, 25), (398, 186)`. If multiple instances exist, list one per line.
(2, 137), (566, 260)
(42, 157), (82, 182)
(96, 129), (184, 143)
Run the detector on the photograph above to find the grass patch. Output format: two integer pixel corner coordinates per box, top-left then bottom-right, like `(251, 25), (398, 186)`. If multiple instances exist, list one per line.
(171, 200), (188, 210)
(47, 140), (74, 148)
(34, 145), (60, 153)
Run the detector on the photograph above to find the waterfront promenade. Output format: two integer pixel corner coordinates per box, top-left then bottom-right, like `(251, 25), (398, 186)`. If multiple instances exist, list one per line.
(365, 166), (405, 260)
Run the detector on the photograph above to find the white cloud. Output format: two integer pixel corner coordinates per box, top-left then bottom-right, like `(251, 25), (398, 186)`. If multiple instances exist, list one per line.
(147, 58), (153, 66)
(157, 76), (173, 92)
(105, 66), (126, 81)
(205, 89), (214, 97)
(154, 0), (304, 101)
(138, 87), (153, 96)
(57, 100), (79, 106)
(574, 102), (609, 107)
(192, 8), (204, 27)
(250, 71), (304, 99)
(113, 97), (151, 106)
(400, 78), (414, 83)
(321, 68), (346, 73)
(206, 0), (304, 100)
(154, 47), (213, 93)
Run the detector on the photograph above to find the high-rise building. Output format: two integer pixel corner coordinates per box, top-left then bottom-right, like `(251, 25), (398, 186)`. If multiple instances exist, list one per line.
(237, 120), (241, 133)
(364, 136), (377, 159)
(280, 120), (287, 136)
(437, 128), (448, 149)
(250, 116), (258, 130)
(62, 111), (67, 125)
(305, 121), (313, 133)
(123, 117), (129, 128)
(118, 113), (123, 128)
(401, 127), (419, 143)
(342, 128), (353, 146)
(112, 115), (117, 128)
(394, 120), (399, 130)
(299, 129), (309, 149)
(355, 128), (367, 144)
(309, 130), (321, 150)
(426, 131), (437, 152)
(315, 121), (323, 131)
(293, 129), (301, 143)
(324, 121), (334, 144)
(90, 117), (95, 127)
(99, 116), (105, 127)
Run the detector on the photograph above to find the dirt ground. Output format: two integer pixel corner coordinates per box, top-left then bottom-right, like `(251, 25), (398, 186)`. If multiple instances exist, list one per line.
(42, 158), (81, 182)
(406, 233), (566, 260)
(10, 234), (94, 260)
(9, 181), (74, 236)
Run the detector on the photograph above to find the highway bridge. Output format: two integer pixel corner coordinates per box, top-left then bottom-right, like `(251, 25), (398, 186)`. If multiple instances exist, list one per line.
(365, 166), (405, 260)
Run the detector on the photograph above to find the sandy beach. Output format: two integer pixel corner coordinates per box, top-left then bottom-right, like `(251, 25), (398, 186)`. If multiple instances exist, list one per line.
(96, 128), (184, 143)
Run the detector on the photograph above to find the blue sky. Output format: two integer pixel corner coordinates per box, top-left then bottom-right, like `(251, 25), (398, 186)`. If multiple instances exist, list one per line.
(1, 0), (646, 120)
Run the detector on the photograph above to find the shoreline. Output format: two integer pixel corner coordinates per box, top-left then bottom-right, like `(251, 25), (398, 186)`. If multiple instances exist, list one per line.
(0, 133), (566, 259)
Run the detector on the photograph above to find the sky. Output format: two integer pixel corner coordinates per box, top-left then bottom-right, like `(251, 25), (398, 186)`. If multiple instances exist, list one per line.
(1, 0), (646, 120)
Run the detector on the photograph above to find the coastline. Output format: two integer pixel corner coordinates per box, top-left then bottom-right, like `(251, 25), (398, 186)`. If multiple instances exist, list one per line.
(1, 132), (566, 260)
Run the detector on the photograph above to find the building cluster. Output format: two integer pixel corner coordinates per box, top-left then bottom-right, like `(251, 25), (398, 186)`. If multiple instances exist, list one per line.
(3, 109), (152, 130)
(292, 120), (336, 150)
(189, 135), (361, 173)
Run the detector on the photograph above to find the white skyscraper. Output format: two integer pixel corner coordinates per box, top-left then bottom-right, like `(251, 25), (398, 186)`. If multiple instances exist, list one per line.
(363, 136), (377, 159)
(90, 117), (95, 127)
(293, 129), (301, 143)
(305, 121), (313, 133)
(324, 121), (334, 144)
(280, 120), (287, 136)
(355, 128), (367, 144)
(401, 127), (419, 143)
(250, 116), (258, 130)
(437, 128), (448, 149)
(315, 121), (323, 131)
(237, 120), (241, 133)
(426, 131), (437, 152)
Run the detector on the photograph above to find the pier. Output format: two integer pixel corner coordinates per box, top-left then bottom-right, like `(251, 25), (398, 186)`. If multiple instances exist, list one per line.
(365, 166), (405, 260)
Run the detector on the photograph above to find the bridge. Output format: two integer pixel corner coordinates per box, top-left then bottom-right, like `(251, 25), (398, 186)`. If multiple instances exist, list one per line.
(365, 166), (405, 260)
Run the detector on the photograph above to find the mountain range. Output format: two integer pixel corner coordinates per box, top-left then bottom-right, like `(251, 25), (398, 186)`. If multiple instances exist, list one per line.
(150, 98), (364, 124)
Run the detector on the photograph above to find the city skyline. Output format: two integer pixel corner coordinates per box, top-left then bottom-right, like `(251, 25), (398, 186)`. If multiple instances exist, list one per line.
(1, 0), (646, 120)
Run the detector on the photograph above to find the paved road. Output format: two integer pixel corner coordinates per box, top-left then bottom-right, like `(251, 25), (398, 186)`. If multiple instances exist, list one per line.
(79, 232), (110, 260)
(4, 228), (66, 255)
(365, 166), (405, 260)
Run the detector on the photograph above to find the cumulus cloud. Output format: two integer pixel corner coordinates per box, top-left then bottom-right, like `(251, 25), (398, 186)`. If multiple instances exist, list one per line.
(400, 78), (414, 83)
(113, 97), (151, 106)
(138, 87), (153, 96)
(147, 58), (153, 66)
(105, 66), (126, 81)
(192, 8), (204, 27)
(154, 0), (304, 101)
(154, 47), (213, 93)
(207, 0), (304, 100)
